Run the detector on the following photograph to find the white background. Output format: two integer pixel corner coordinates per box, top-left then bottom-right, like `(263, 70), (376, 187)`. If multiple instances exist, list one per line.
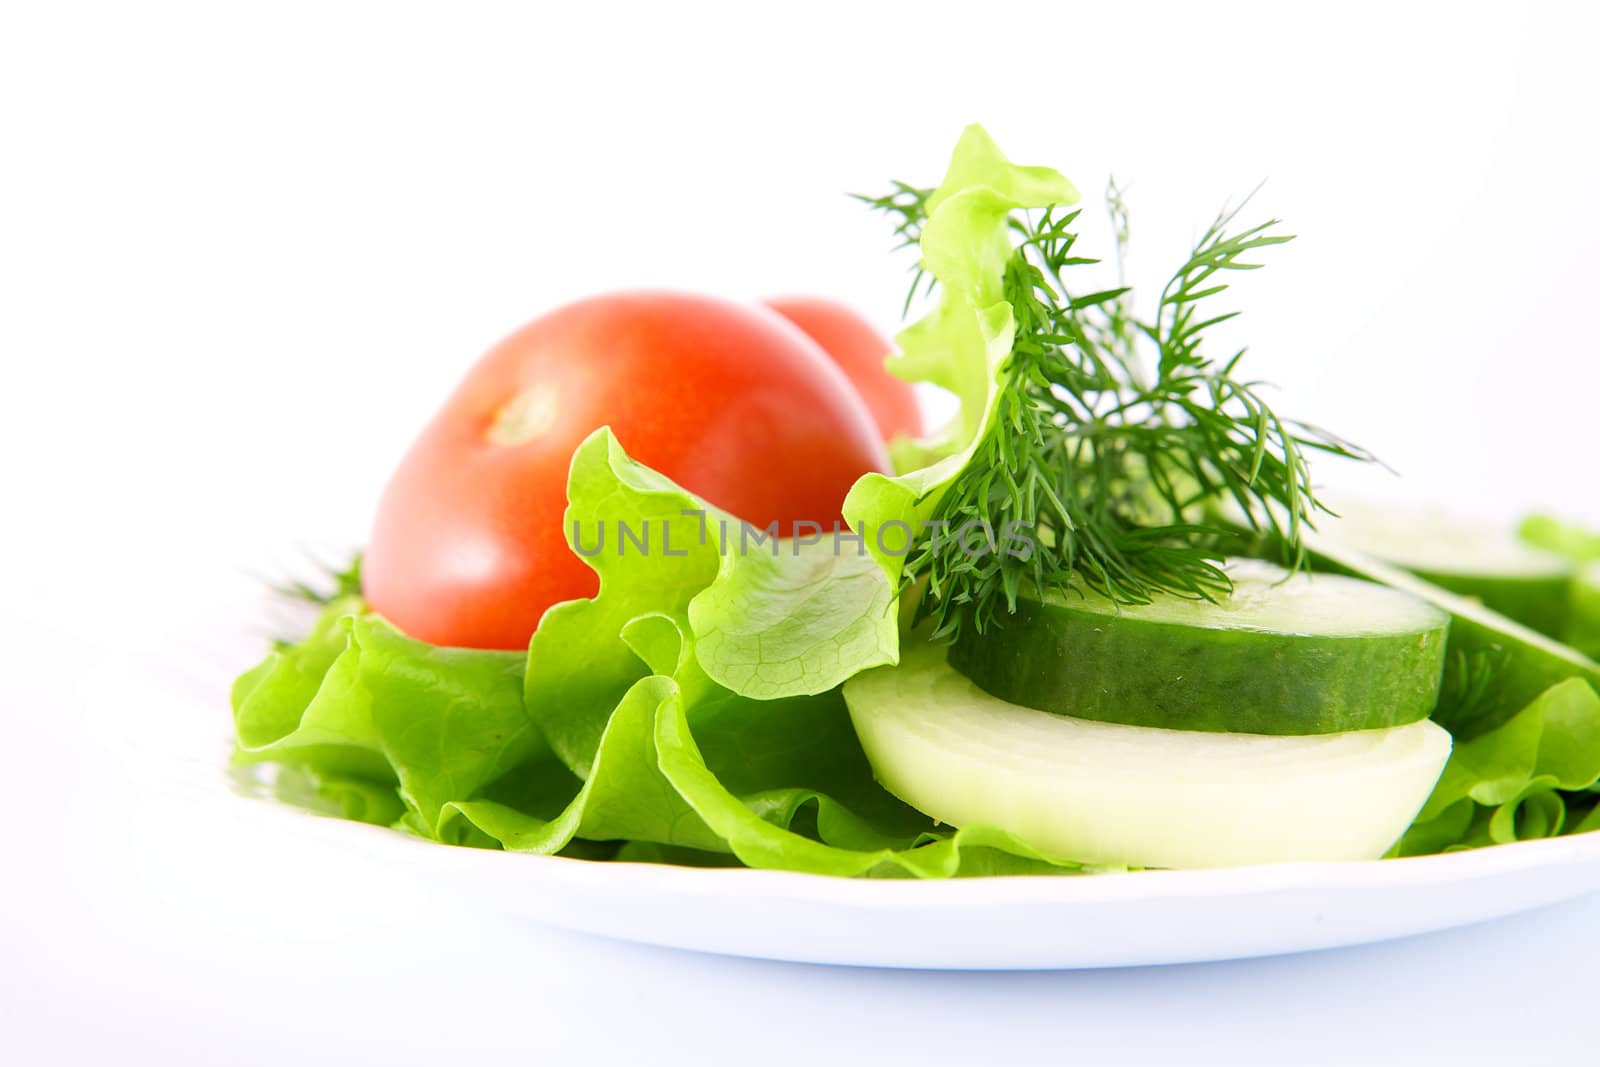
(4, 1), (1599, 1063)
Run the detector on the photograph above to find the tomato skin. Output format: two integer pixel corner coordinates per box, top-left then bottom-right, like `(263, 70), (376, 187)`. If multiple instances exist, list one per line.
(363, 291), (890, 650)
(764, 296), (923, 441)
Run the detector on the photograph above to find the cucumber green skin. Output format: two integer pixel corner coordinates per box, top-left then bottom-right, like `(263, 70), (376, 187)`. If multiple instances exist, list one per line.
(1410, 568), (1571, 641)
(948, 597), (1447, 736)
(1301, 541), (1600, 739)
(1567, 572), (1600, 660)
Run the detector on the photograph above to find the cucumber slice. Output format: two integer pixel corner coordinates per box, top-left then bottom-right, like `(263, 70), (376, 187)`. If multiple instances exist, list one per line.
(949, 560), (1448, 735)
(1307, 533), (1600, 739)
(1320, 501), (1574, 636)
(844, 640), (1452, 868)
(1565, 561), (1600, 660)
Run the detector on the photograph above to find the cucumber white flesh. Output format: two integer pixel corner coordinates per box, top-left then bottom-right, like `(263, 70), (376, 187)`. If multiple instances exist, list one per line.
(1318, 501), (1574, 636)
(1307, 532), (1600, 738)
(845, 640), (1452, 869)
(950, 560), (1448, 735)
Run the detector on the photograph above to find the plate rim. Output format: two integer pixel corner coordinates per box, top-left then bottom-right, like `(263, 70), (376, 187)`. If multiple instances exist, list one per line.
(241, 785), (1600, 906)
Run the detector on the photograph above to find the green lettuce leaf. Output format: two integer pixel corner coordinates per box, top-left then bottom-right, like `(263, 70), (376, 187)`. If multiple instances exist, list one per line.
(687, 540), (897, 699)
(470, 428), (1091, 875)
(1396, 677), (1600, 855)
(233, 603), (548, 840)
(524, 427), (902, 757)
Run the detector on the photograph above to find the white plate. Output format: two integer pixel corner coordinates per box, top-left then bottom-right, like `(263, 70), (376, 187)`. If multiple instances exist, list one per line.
(249, 800), (1600, 969)
(128, 589), (1600, 971)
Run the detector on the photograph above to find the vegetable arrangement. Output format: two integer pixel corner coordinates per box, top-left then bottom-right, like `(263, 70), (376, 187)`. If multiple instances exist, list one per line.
(233, 128), (1600, 876)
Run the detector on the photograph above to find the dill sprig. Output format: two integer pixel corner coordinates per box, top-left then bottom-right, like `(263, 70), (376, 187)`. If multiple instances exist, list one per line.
(270, 551), (363, 607)
(852, 182), (937, 316)
(260, 550), (363, 650)
(864, 183), (1372, 642)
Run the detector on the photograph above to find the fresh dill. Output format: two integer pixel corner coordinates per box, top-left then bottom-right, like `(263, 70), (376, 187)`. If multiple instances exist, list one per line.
(852, 182), (937, 316)
(863, 181), (1372, 642)
(270, 551), (363, 607)
(267, 551), (363, 650)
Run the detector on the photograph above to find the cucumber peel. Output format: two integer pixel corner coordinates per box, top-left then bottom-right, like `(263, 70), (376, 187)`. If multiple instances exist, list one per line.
(1307, 533), (1600, 739)
(1566, 561), (1600, 660)
(950, 560), (1448, 735)
(1321, 502), (1574, 636)
(844, 639), (1453, 869)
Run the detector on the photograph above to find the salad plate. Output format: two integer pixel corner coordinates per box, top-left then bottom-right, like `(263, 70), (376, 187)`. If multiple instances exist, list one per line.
(233, 769), (1600, 970)
(193, 127), (1600, 969)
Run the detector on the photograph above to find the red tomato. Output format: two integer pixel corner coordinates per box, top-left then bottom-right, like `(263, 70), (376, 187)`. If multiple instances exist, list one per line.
(764, 296), (923, 441)
(363, 291), (890, 650)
